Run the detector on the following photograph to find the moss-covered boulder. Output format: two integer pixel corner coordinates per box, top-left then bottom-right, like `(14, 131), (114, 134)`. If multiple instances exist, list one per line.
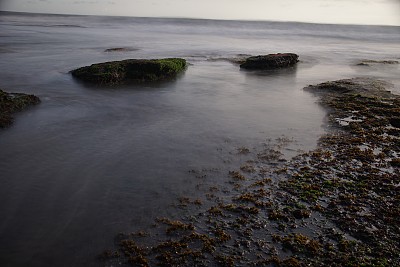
(70, 58), (187, 85)
(0, 89), (40, 128)
(240, 53), (299, 70)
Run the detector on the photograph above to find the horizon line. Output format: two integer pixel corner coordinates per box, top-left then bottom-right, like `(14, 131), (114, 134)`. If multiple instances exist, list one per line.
(1, 10), (399, 28)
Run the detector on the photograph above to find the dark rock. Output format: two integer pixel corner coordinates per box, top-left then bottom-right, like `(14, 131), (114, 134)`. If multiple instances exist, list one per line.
(0, 89), (40, 128)
(389, 117), (400, 128)
(292, 209), (311, 219)
(70, 58), (187, 85)
(240, 53), (299, 70)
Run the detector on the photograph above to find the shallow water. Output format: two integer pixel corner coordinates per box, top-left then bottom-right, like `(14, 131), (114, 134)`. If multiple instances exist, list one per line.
(0, 12), (399, 266)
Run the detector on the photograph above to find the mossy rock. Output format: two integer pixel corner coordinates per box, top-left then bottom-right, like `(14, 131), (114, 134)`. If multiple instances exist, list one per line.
(0, 89), (41, 128)
(240, 53), (299, 70)
(70, 58), (187, 85)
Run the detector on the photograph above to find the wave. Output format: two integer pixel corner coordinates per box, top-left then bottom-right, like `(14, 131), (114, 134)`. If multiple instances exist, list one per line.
(1, 23), (87, 28)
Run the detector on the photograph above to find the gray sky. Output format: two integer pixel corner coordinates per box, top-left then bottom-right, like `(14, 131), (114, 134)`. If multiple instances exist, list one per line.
(1, 0), (399, 26)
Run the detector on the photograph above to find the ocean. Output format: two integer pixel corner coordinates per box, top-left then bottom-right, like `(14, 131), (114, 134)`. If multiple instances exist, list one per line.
(0, 11), (399, 266)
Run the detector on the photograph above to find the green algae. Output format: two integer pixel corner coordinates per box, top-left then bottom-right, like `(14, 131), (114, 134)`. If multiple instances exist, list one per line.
(70, 58), (187, 85)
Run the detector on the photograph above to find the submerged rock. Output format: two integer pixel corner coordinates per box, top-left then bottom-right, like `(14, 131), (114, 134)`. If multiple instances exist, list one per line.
(356, 59), (399, 66)
(70, 58), (187, 85)
(0, 89), (40, 128)
(104, 47), (139, 52)
(240, 53), (299, 70)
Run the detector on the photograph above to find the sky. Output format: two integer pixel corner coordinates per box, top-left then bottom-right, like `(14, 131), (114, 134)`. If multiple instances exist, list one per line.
(0, 0), (399, 26)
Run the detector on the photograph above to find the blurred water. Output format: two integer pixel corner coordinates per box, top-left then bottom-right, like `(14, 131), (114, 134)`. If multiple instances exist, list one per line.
(0, 11), (399, 266)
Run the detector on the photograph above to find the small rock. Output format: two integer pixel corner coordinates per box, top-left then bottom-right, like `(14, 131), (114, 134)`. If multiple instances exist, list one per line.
(240, 53), (299, 70)
(292, 209), (311, 219)
(104, 47), (138, 52)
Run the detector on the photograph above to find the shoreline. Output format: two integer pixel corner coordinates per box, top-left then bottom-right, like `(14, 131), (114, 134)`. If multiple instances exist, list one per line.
(102, 77), (399, 266)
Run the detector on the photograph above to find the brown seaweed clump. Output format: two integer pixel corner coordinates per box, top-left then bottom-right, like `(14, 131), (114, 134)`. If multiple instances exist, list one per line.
(0, 89), (40, 128)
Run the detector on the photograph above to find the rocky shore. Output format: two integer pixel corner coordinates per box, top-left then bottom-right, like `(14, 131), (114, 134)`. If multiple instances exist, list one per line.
(70, 58), (187, 85)
(0, 89), (40, 128)
(102, 77), (399, 266)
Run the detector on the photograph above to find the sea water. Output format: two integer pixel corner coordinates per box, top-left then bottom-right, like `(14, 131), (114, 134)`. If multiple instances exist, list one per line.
(0, 11), (399, 266)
